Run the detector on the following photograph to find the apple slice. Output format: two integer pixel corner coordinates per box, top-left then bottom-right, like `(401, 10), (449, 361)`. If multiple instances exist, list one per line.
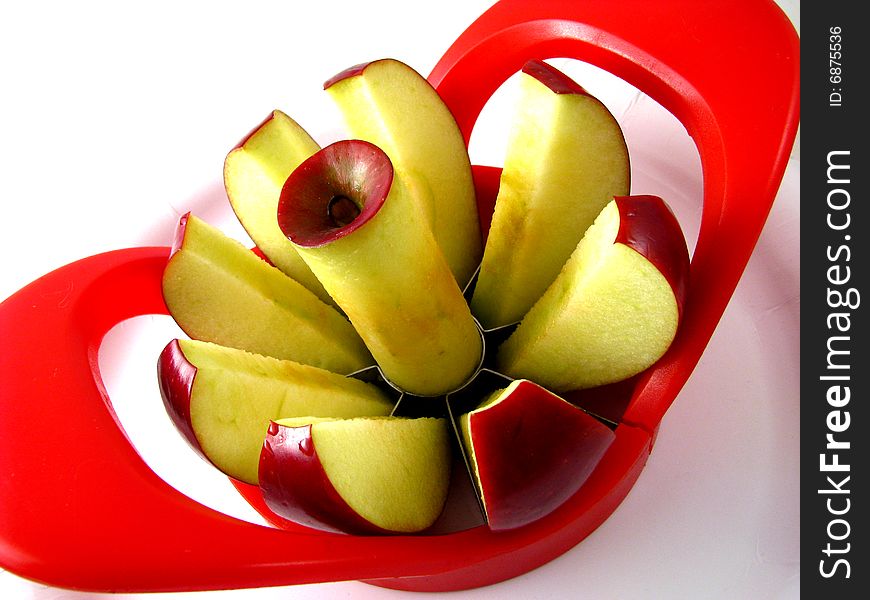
(471, 60), (630, 329)
(459, 379), (615, 531)
(158, 339), (393, 485)
(277, 139), (482, 397)
(497, 196), (689, 391)
(259, 416), (451, 534)
(162, 212), (372, 374)
(324, 58), (482, 287)
(223, 110), (332, 304)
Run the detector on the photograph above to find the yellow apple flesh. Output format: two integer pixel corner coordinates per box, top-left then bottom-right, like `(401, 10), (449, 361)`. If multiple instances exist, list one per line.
(324, 58), (482, 287)
(471, 60), (630, 329)
(277, 140), (482, 396)
(158, 339), (393, 484)
(162, 213), (373, 374)
(223, 110), (332, 304)
(497, 196), (689, 391)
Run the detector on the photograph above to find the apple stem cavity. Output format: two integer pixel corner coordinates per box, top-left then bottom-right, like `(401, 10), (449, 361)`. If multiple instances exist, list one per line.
(278, 139), (392, 248)
(327, 195), (361, 228)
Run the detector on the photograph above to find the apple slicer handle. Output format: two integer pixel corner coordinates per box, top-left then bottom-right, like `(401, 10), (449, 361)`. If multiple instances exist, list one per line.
(0, 0), (802, 594)
(0, 248), (388, 591)
(429, 0), (800, 432)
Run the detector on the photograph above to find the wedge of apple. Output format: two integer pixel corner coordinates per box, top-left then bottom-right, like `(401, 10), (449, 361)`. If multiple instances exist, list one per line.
(158, 339), (393, 485)
(223, 110), (332, 304)
(259, 416), (451, 534)
(324, 58), (481, 287)
(162, 213), (372, 374)
(277, 139), (482, 397)
(459, 379), (615, 531)
(497, 196), (689, 391)
(471, 59), (630, 329)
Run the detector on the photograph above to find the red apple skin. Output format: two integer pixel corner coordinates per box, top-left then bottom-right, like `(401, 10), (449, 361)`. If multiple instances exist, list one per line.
(157, 339), (206, 460)
(521, 59), (588, 96)
(172, 210), (276, 266)
(169, 212), (190, 257)
(613, 195), (690, 318)
(231, 111), (276, 151)
(323, 61), (372, 90)
(468, 380), (615, 531)
(277, 140), (392, 248)
(258, 421), (392, 535)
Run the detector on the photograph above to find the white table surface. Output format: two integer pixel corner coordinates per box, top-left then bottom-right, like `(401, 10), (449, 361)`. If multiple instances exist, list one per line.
(1, 1), (800, 598)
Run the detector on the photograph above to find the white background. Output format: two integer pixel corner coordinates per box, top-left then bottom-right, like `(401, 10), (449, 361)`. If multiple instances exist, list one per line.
(1, 1), (800, 598)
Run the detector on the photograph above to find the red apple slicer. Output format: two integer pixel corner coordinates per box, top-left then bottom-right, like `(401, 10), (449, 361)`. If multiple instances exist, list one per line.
(0, 0), (799, 593)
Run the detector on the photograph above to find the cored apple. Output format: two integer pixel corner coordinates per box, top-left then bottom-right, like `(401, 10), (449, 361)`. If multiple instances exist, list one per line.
(276, 139), (482, 397)
(158, 339), (393, 484)
(223, 109), (332, 304)
(162, 212), (372, 374)
(324, 58), (481, 287)
(259, 416), (451, 534)
(497, 196), (689, 391)
(471, 59), (630, 329)
(459, 379), (615, 531)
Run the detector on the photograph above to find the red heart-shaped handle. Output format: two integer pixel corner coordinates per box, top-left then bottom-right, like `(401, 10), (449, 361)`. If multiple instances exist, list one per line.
(0, 0), (799, 593)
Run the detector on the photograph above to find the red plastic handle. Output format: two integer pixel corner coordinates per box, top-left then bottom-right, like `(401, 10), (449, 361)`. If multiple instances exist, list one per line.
(0, 0), (799, 593)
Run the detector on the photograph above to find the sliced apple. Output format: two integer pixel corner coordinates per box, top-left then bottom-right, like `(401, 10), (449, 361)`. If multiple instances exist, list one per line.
(324, 58), (481, 287)
(259, 416), (451, 534)
(459, 379), (615, 531)
(223, 110), (332, 304)
(471, 59), (630, 329)
(277, 139), (482, 397)
(158, 339), (393, 484)
(497, 196), (689, 391)
(162, 212), (372, 374)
